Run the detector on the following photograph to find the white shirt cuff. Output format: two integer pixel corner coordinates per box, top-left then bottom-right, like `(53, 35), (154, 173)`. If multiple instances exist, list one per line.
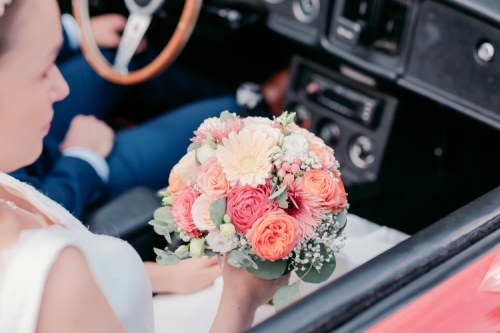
(61, 13), (81, 51)
(62, 147), (110, 183)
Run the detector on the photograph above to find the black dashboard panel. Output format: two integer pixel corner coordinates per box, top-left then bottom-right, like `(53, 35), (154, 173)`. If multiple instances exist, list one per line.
(265, 0), (500, 129)
(401, 1), (500, 128)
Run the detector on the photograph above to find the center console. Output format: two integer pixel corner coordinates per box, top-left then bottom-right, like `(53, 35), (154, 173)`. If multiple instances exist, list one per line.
(285, 56), (398, 185)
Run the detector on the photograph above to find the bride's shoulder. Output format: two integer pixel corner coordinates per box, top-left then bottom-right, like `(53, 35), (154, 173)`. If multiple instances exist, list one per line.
(37, 247), (126, 333)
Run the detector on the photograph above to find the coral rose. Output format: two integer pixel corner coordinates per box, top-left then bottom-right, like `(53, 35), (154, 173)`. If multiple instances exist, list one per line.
(309, 144), (336, 170)
(197, 156), (230, 198)
(191, 194), (217, 231)
(171, 186), (202, 238)
(167, 170), (184, 195)
(247, 210), (300, 261)
(226, 183), (276, 233)
(302, 170), (347, 212)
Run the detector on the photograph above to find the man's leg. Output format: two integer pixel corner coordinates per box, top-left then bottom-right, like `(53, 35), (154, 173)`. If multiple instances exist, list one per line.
(104, 94), (239, 200)
(50, 51), (132, 141)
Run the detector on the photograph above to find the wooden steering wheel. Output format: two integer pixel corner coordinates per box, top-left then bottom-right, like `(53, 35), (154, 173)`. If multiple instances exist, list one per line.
(73, 0), (202, 85)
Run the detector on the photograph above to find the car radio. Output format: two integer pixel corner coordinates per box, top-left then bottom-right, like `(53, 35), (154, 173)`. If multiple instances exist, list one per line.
(301, 71), (383, 128)
(284, 56), (398, 184)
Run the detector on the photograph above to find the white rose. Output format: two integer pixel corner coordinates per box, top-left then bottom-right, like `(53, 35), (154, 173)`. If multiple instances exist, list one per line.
(196, 144), (216, 164)
(244, 124), (281, 146)
(243, 117), (273, 126)
(283, 133), (309, 158)
(205, 230), (238, 252)
(220, 223), (236, 238)
(190, 238), (206, 259)
(172, 150), (197, 186)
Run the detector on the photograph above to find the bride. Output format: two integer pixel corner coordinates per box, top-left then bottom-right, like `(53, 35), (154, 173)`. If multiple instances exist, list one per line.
(0, 0), (290, 332)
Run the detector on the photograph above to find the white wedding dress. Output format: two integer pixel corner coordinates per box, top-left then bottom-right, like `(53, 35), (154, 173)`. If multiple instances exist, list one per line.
(0, 173), (155, 333)
(0, 172), (408, 333)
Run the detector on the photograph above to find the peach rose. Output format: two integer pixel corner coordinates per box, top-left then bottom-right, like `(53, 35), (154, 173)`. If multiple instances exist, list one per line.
(247, 210), (300, 261)
(171, 186), (202, 238)
(309, 144), (336, 170)
(300, 128), (327, 148)
(197, 156), (230, 198)
(226, 183), (277, 234)
(191, 194), (217, 231)
(167, 170), (184, 195)
(302, 170), (346, 212)
(171, 150), (198, 187)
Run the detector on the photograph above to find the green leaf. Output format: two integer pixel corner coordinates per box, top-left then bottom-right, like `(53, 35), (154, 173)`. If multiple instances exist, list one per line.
(154, 248), (181, 266)
(296, 246), (336, 283)
(148, 220), (169, 228)
(210, 198), (227, 230)
(204, 249), (218, 258)
(187, 143), (202, 153)
(268, 185), (288, 202)
(154, 206), (174, 223)
(228, 250), (258, 269)
(164, 231), (172, 244)
(283, 132), (292, 137)
(153, 226), (166, 236)
(276, 190), (289, 209)
(335, 212), (348, 237)
(246, 259), (288, 280)
(220, 110), (235, 123)
(273, 281), (301, 312)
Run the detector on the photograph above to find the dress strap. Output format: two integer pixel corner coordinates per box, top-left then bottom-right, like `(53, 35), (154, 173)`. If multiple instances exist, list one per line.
(0, 227), (76, 333)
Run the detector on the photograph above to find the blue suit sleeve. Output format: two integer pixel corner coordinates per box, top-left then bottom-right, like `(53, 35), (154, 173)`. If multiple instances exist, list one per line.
(9, 157), (104, 219)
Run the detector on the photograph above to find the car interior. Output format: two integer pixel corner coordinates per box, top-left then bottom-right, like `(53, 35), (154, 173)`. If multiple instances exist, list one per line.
(58, 0), (500, 330)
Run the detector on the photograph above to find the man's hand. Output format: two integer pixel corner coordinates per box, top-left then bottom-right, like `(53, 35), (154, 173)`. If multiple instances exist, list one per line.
(89, 14), (147, 52)
(60, 115), (115, 158)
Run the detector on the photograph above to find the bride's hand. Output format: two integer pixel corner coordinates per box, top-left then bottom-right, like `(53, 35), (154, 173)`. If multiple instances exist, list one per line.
(145, 257), (221, 294)
(210, 255), (290, 333)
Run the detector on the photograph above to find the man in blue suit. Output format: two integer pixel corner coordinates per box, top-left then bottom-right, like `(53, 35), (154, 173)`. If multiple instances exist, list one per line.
(9, 14), (239, 218)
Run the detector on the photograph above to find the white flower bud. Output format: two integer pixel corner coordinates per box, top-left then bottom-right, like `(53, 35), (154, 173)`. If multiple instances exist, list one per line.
(223, 214), (231, 224)
(196, 144), (216, 164)
(220, 223), (236, 238)
(175, 245), (189, 256)
(162, 195), (174, 206)
(190, 238), (206, 259)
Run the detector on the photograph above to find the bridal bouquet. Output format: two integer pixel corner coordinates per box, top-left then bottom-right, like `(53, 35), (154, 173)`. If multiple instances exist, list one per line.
(151, 111), (348, 310)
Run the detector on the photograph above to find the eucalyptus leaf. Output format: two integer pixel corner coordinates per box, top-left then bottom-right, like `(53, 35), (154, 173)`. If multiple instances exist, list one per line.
(276, 190), (289, 209)
(204, 249), (218, 258)
(335, 212), (347, 229)
(220, 110), (235, 123)
(154, 206), (174, 223)
(283, 132), (292, 137)
(268, 184), (288, 201)
(164, 231), (172, 244)
(187, 143), (202, 153)
(296, 246), (336, 283)
(228, 250), (257, 269)
(246, 259), (288, 280)
(148, 220), (169, 228)
(153, 226), (167, 236)
(273, 281), (301, 312)
(154, 248), (181, 266)
(210, 198), (227, 230)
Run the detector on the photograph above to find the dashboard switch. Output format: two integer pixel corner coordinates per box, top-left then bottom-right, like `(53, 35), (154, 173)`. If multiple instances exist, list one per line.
(334, 17), (363, 45)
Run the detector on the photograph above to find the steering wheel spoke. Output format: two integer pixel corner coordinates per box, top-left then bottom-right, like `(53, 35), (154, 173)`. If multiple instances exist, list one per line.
(113, 13), (152, 74)
(73, 0), (203, 85)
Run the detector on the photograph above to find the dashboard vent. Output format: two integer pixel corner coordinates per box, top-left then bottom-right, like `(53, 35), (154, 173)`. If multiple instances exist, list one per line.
(374, 0), (410, 55)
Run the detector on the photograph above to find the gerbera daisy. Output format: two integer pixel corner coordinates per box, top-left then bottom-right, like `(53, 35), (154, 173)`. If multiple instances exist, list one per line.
(191, 118), (243, 144)
(285, 178), (324, 239)
(216, 129), (274, 187)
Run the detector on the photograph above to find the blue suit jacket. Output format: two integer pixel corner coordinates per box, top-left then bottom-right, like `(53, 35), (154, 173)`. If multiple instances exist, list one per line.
(8, 21), (104, 219)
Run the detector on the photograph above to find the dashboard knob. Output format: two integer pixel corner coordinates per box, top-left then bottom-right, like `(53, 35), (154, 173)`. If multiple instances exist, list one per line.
(319, 122), (341, 146)
(349, 136), (375, 169)
(477, 42), (495, 63)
